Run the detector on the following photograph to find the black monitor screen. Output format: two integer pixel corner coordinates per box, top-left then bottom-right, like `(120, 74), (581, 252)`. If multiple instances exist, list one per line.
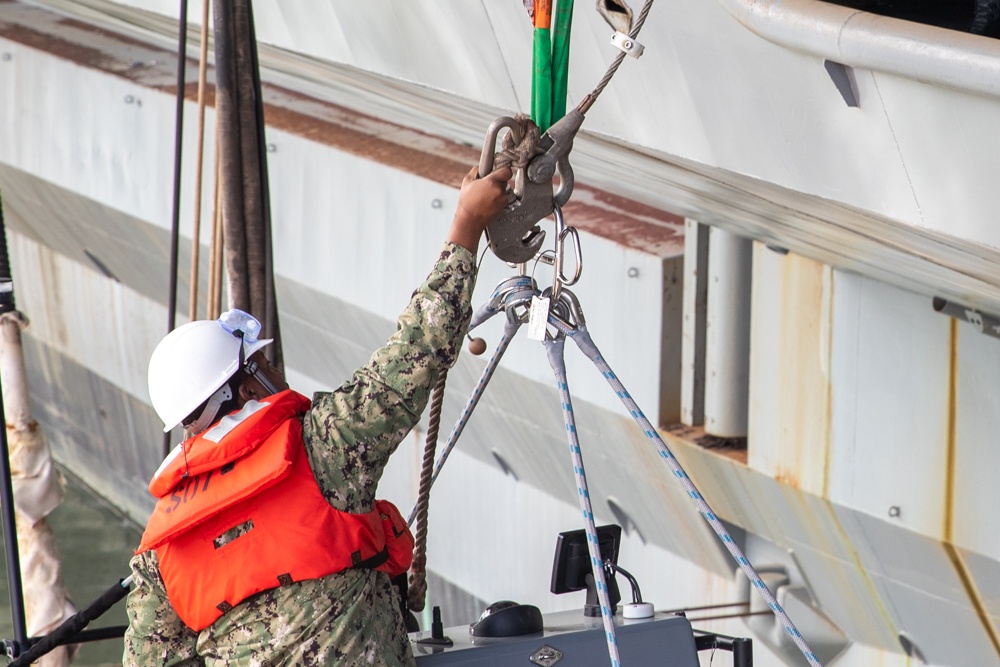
(550, 524), (622, 595)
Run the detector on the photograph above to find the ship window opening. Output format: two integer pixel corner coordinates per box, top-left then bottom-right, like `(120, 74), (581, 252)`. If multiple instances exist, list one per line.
(820, 1), (1000, 38)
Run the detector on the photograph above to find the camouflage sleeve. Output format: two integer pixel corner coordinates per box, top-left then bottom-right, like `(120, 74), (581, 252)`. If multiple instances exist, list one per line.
(303, 242), (477, 513)
(123, 550), (203, 667)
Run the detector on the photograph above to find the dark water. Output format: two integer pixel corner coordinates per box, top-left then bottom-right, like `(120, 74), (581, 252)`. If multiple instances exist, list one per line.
(0, 471), (143, 666)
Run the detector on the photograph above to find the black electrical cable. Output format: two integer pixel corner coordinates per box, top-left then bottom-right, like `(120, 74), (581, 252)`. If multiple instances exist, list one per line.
(603, 559), (642, 604)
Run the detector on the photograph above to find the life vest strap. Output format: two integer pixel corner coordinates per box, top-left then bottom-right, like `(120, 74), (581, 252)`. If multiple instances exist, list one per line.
(350, 546), (390, 571)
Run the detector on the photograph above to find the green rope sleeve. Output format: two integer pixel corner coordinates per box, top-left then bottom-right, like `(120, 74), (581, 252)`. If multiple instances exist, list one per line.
(551, 0), (574, 122)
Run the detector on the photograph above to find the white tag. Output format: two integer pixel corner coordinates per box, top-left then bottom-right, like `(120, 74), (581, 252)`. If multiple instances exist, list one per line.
(527, 296), (550, 341)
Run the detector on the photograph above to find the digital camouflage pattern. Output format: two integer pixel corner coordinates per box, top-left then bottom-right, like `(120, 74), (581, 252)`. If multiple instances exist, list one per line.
(124, 243), (478, 666)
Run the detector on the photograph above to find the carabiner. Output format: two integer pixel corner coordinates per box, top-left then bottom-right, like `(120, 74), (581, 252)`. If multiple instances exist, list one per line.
(536, 204), (582, 302)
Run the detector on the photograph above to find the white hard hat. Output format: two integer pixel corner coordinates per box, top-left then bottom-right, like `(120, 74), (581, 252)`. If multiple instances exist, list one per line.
(148, 310), (272, 432)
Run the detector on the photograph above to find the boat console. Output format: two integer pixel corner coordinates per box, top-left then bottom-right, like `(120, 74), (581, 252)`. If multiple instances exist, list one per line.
(410, 608), (702, 666)
(409, 523), (753, 665)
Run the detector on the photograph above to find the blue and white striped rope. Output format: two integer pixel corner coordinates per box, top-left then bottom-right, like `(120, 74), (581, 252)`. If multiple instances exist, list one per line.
(409, 270), (822, 667)
(544, 335), (622, 667)
(553, 318), (824, 667)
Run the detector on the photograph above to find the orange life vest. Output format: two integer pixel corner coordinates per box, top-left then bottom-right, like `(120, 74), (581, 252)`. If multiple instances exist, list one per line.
(136, 389), (414, 631)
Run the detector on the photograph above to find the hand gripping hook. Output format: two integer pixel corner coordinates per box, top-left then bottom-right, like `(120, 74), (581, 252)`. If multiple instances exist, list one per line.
(478, 111), (585, 264)
(479, 117), (550, 264)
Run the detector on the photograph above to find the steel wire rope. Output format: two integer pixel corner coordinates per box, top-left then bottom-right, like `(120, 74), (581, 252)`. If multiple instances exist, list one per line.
(403, 0), (657, 638)
(543, 334), (622, 667)
(578, 0), (655, 114)
(547, 315), (824, 667)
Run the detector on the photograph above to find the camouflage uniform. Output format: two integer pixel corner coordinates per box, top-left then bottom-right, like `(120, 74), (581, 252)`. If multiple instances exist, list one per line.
(124, 243), (477, 667)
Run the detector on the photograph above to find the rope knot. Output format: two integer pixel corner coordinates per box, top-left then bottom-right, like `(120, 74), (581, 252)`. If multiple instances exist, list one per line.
(493, 114), (544, 171)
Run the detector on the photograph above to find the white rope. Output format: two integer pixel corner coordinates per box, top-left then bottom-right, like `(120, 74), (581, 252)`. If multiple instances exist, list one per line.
(544, 335), (622, 667)
(551, 315), (824, 667)
(405, 266), (825, 667)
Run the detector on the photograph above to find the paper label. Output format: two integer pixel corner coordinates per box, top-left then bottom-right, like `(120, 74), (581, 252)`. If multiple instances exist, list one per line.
(527, 296), (550, 341)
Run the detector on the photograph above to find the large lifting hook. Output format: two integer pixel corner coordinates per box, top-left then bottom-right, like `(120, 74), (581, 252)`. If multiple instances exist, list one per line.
(478, 111), (584, 264)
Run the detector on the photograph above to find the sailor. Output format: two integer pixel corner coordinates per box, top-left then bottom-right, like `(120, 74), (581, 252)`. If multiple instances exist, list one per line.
(123, 163), (513, 667)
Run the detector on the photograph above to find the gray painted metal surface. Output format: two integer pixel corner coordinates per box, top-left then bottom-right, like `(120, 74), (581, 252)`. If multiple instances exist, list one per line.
(411, 610), (700, 666)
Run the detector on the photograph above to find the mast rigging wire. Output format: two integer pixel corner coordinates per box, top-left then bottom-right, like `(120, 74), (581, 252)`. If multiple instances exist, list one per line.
(189, 0), (212, 322)
(165, 0), (190, 457)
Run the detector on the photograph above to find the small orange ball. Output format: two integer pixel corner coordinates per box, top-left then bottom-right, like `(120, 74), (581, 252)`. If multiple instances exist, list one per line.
(467, 337), (487, 356)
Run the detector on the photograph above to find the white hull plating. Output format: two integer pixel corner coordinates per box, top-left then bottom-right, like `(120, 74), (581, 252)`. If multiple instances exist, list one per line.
(2, 1), (1000, 665)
